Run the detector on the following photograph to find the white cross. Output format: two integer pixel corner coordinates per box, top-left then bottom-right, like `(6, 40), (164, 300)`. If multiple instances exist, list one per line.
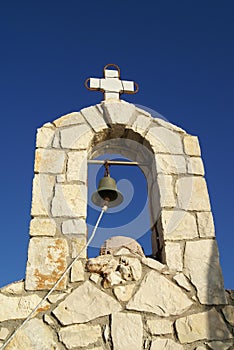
(85, 64), (138, 101)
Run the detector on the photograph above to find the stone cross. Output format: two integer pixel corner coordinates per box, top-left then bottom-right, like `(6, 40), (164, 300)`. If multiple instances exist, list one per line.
(85, 64), (138, 101)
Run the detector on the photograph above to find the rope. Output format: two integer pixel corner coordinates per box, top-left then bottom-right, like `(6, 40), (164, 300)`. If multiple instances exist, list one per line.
(0, 204), (108, 350)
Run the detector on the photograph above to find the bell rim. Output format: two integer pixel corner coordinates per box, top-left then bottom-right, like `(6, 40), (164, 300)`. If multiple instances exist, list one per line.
(91, 190), (124, 208)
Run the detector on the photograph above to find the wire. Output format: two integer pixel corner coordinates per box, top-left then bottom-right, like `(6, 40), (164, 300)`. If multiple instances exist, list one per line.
(0, 204), (108, 350)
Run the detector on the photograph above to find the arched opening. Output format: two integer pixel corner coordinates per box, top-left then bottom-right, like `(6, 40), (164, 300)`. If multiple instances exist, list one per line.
(86, 126), (162, 261)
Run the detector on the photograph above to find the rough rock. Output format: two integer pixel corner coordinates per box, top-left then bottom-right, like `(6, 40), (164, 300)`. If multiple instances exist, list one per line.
(222, 305), (234, 326)
(150, 338), (183, 350)
(127, 270), (193, 316)
(6, 318), (60, 350)
(131, 114), (152, 134)
(62, 218), (86, 235)
(175, 308), (232, 343)
(29, 217), (56, 237)
(153, 175), (176, 208)
(43, 314), (55, 326)
(160, 210), (198, 240)
(100, 236), (144, 257)
(81, 105), (107, 132)
(70, 236), (86, 259)
(53, 281), (121, 324)
(173, 273), (192, 291)
(0, 327), (9, 340)
(60, 124), (93, 149)
(141, 257), (167, 272)
(197, 211), (215, 238)
(113, 284), (135, 302)
(155, 154), (186, 174)
(146, 126), (184, 154)
(53, 112), (86, 127)
(71, 261), (85, 282)
(89, 273), (100, 283)
(102, 100), (136, 125)
(34, 149), (65, 174)
(31, 174), (55, 216)
(184, 240), (227, 304)
(51, 183), (87, 217)
(103, 271), (125, 288)
(207, 340), (233, 350)
(36, 124), (55, 148)
(86, 255), (118, 275)
(67, 150), (87, 182)
(146, 318), (173, 334)
(111, 312), (143, 350)
(1, 280), (24, 295)
(176, 176), (211, 211)
(25, 237), (69, 290)
(164, 241), (183, 271)
(187, 156), (205, 175)
(183, 135), (201, 156)
(59, 324), (101, 349)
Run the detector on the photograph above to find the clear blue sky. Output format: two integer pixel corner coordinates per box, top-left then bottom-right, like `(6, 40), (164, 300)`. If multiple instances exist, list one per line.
(0, 1), (233, 289)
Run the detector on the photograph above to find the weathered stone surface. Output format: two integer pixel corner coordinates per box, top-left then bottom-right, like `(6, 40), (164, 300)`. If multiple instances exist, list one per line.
(111, 312), (143, 350)
(197, 211), (215, 238)
(184, 240), (227, 304)
(119, 257), (142, 281)
(187, 156), (205, 175)
(160, 210), (198, 240)
(0, 294), (49, 321)
(173, 273), (192, 291)
(175, 309), (232, 343)
(102, 100), (136, 125)
(25, 237), (69, 290)
(36, 124), (55, 148)
(100, 236), (144, 257)
(60, 124), (93, 149)
(155, 154), (186, 174)
(87, 255), (118, 274)
(70, 235), (86, 259)
(71, 260), (84, 282)
(81, 105), (107, 132)
(89, 273), (100, 283)
(195, 347), (206, 350)
(44, 314), (55, 326)
(146, 318), (173, 334)
(146, 126), (184, 154)
(29, 217), (56, 236)
(176, 176), (211, 211)
(0, 327), (9, 340)
(150, 338), (183, 350)
(53, 281), (121, 324)
(183, 135), (201, 156)
(164, 242), (183, 271)
(1, 280), (24, 295)
(31, 174), (55, 216)
(59, 324), (101, 349)
(52, 183), (87, 217)
(207, 340), (233, 350)
(114, 284), (135, 302)
(153, 175), (176, 209)
(56, 174), (66, 182)
(35, 149), (66, 174)
(67, 150), (87, 182)
(153, 117), (186, 134)
(131, 114), (152, 134)
(127, 270), (193, 316)
(222, 305), (234, 326)
(62, 218), (86, 235)
(6, 318), (60, 349)
(53, 112), (86, 127)
(103, 271), (125, 288)
(48, 292), (69, 303)
(141, 257), (167, 272)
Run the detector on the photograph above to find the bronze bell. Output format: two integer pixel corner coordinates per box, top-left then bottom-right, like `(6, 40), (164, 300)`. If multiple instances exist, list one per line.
(91, 162), (124, 208)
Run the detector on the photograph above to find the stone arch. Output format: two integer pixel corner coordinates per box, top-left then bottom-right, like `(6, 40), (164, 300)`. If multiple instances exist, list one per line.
(25, 100), (226, 306)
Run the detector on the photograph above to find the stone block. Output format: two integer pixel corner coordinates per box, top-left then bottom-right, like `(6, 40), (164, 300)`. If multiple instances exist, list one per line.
(173, 273), (192, 291)
(187, 156), (205, 175)
(56, 174), (66, 183)
(29, 217), (56, 236)
(127, 270), (192, 316)
(0, 294), (49, 321)
(141, 257), (167, 272)
(155, 154), (187, 174)
(197, 211), (215, 237)
(34, 149), (66, 174)
(36, 124), (55, 148)
(175, 309), (232, 343)
(51, 183), (87, 217)
(222, 305), (234, 326)
(53, 112), (86, 127)
(183, 135), (201, 156)
(53, 281), (121, 324)
(160, 210), (198, 240)
(153, 117), (186, 134)
(145, 126), (184, 154)
(1, 280), (24, 295)
(81, 105), (108, 132)
(164, 241), (183, 271)
(102, 100), (136, 125)
(25, 237), (69, 290)
(150, 338), (183, 350)
(6, 319), (59, 349)
(0, 328), (9, 340)
(67, 150), (87, 182)
(131, 114), (152, 134)
(184, 240), (227, 304)
(152, 175), (176, 212)
(62, 218), (86, 235)
(176, 176), (211, 211)
(31, 174), (55, 216)
(69, 235), (86, 259)
(111, 312), (143, 350)
(59, 324), (101, 349)
(113, 284), (135, 302)
(71, 260), (85, 282)
(207, 340), (233, 350)
(146, 318), (173, 335)
(60, 124), (94, 149)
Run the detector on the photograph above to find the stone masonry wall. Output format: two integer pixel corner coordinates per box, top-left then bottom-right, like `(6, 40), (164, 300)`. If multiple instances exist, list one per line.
(0, 100), (233, 349)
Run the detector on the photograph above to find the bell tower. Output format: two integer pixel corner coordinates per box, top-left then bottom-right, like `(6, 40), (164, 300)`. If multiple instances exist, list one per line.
(0, 65), (233, 350)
